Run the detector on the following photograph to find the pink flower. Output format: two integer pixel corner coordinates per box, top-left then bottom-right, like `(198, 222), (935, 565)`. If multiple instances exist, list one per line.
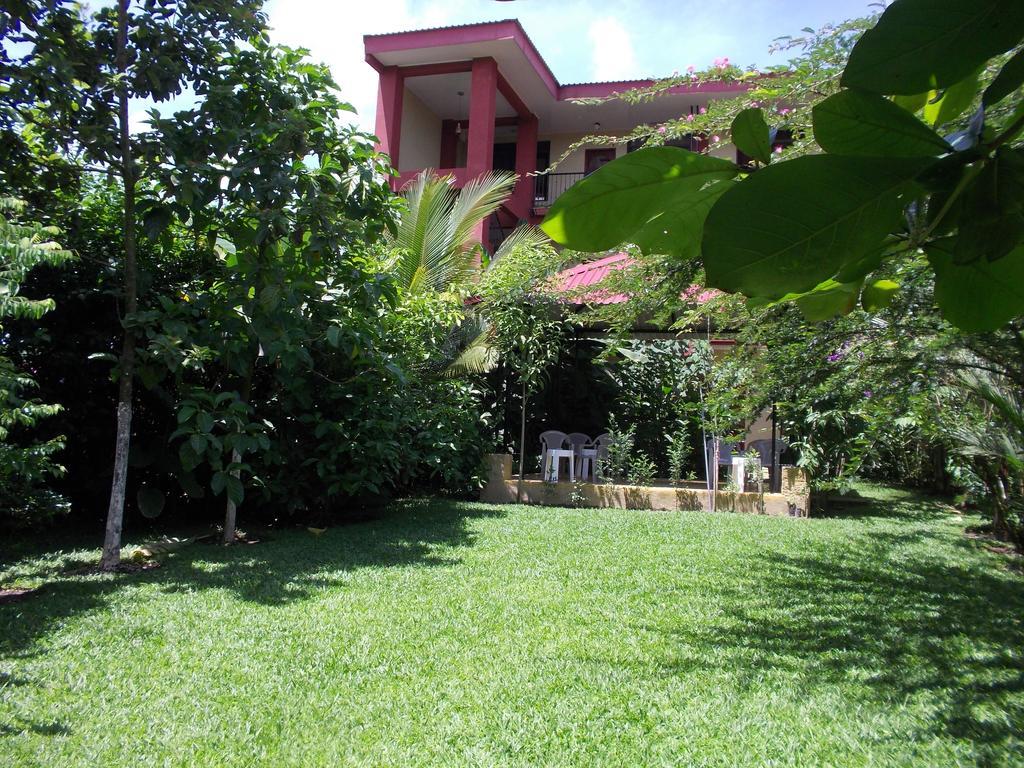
(684, 285), (722, 304)
(780, 107), (790, 115)
(685, 113), (694, 122)
(699, 106), (707, 115)
(711, 134), (720, 143)
(713, 56), (730, 68)
(686, 65), (695, 73)
(773, 145), (783, 153)
(657, 126), (666, 134)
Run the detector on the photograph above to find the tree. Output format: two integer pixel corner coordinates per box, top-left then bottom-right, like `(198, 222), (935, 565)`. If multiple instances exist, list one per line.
(135, 38), (397, 541)
(0, 198), (73, 526)
(386, 170), (515, 294)
(953, 371), (1024, 542)
(470, 228), (573, 501)
(0, 0), (265, 565)
(541, 0), (1024, 333)
(602, 337), (712, 478)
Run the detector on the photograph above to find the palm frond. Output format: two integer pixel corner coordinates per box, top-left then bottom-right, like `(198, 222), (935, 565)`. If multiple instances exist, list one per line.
(385, 170), (515, 294)
(385, 171), (459, 292)
(959, 371), (1024, 437)
(442, 171), (516, 288)
(444, 327), (499, 378)
(951, 370), (1024, 471)
(489, 224), (552, 267)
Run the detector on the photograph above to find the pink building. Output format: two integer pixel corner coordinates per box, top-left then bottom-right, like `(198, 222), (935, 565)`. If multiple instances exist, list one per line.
(364, 19), (752, 251)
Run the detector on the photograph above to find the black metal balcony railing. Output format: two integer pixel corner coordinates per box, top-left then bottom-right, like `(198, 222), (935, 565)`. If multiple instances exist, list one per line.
(533, 172), (584, 208)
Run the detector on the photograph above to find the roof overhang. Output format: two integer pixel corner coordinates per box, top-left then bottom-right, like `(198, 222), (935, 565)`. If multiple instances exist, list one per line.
(365, 20), (753, 134)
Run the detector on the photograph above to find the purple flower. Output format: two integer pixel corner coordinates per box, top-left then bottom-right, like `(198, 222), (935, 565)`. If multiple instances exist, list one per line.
(863, 390), (873, 398)
(827, 353), (843, 362)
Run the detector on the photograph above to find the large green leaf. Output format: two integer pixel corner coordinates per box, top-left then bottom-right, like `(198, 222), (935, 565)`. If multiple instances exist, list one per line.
(702, 155), (929, 297)
(953, 147), (1024, 264)
(861, 279), (900, 310)
(922, 70), (981, 127)
(540, 147), (737, 252)
(731, 108), (772, 165)
(748, 278), (864, 321)
(794, 280), (863, 321)
(984, 47), (1024, 106)
(928, 239), (1024, 331)
(629, 178), (732, 258)
(842, 0), (1024, 95)
(813, 89), (951, 157)
(892, 92), (930, 114)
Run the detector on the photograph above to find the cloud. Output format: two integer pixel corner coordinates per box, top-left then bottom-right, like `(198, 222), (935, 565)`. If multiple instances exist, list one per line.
(265, 0), (451, 132)
(587, 17), (640, 81)
(263, 3), (647, 133)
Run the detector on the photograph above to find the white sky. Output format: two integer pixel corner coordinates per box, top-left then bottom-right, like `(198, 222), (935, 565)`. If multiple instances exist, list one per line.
(263, 0), (878, 133)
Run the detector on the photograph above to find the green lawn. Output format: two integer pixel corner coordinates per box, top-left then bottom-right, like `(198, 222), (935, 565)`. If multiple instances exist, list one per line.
(2, 490), (1022, 767)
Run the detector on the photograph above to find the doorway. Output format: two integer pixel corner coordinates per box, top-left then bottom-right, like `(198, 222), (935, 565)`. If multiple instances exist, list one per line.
(584, 148), (616, 175)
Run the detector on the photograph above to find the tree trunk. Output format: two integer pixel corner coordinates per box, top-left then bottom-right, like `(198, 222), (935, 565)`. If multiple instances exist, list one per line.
(516, 380), (527, 503)
(930, 444), (950, 495)
(101, 0), (137, 572)
(223, 368), (255, 545)
(222, 448), (242, 545)
(711, 438), (719, 513)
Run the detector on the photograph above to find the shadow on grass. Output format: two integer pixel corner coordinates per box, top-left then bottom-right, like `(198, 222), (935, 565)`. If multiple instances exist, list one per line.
(815, 489), (955, 521)
(652, 516), (1024, 757)
(0, 716), (71, 737)
(0, 499), (507, 661)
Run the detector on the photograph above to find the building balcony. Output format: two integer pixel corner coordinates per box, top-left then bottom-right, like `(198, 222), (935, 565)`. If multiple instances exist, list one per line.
(532, 171), (585, 210)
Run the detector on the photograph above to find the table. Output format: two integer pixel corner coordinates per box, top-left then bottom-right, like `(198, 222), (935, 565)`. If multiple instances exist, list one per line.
(544, 448), (575, 482)
(730, 457), (746, 489)
(578, 447), (598, 480)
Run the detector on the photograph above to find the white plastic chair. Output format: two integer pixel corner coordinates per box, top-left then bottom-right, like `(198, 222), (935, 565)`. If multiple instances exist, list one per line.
(747, 438), (787, 487)
(566, 432), (591, 479)
(539, 430), (570, 482)
(588, 432), (612, 479)
(704, 439), (736, 484)
(705, 439), (735, 466)
(747, 438), (786, 465)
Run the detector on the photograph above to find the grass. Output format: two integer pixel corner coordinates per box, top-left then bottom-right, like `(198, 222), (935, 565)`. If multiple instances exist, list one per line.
(1, 490), (1022, 767)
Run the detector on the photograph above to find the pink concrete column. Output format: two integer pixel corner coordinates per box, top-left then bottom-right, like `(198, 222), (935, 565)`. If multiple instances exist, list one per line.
(467, 58), (498, 249)
(374, 66), (404, 185)
(466, 58), (497, 177)
(512, 114), (538, 219)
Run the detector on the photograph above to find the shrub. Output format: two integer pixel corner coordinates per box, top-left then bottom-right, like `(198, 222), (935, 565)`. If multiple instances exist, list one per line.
(667, 427), (692, 486)
(626, 453), (657, 486)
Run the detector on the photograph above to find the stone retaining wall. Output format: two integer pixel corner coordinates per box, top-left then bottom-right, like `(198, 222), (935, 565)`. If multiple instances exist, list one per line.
(479, 454), (810, 517)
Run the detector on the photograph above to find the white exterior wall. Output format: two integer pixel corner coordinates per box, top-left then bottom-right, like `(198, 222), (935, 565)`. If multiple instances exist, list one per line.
(398, 88), (441, 172)
(539, 132), (629, 174)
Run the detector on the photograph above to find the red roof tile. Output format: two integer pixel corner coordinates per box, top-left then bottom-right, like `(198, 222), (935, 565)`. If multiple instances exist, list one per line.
(553, 253), (724, 307)
(555, 252), (632, 305)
